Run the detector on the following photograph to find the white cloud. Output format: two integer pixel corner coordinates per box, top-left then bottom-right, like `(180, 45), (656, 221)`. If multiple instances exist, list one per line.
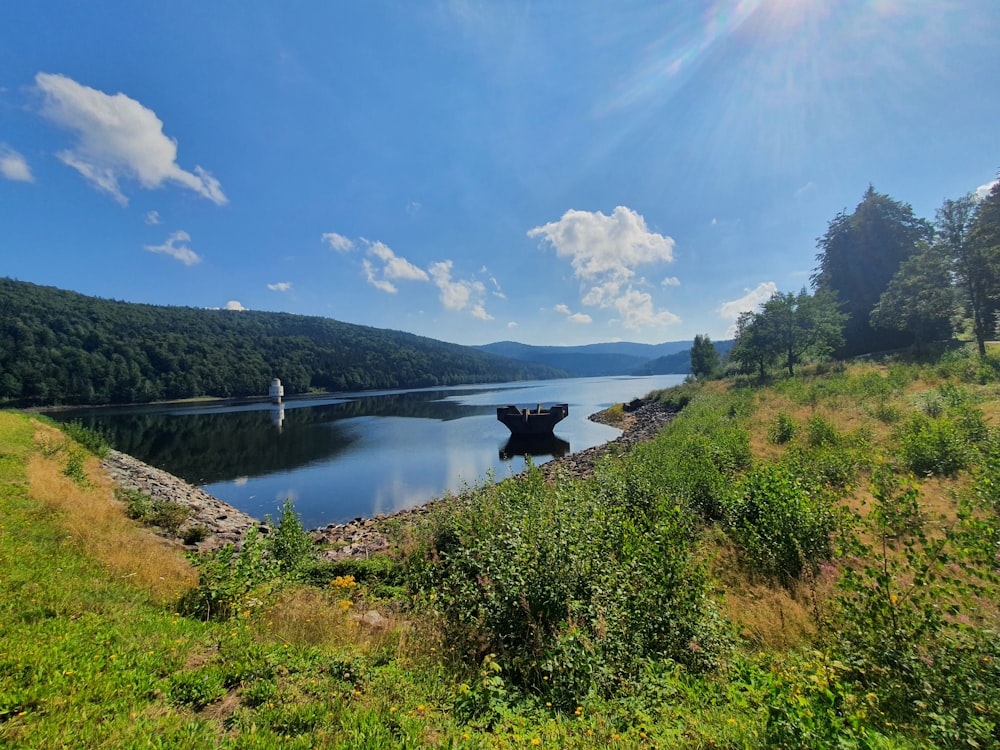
(0, 145), (33, 182)
(529, 206), (678, 331)
(144, 230), (201, 266)
(365, 240), (429, 281)
(225, 300), (246, 311)
(553, 303), (592, 324)
(363, 259), (397, 294)
(528, 206), (674, 282)
(471, 304), (493, 321)
(488, 274), (506, 299)
(35, 72), (226, 206)
(662, 276), (680, 287)
(613, 288), (679, 329)
(144, 210), (160, 225)
(975, 179), (998, 201)
(267, 282), (293, 292)
(719, 282), (778, 319)
(429, 260), (491, 318)
(358, 239), (428, 293)
(322, 232), (355, 252)
(507, 321), (519, 328)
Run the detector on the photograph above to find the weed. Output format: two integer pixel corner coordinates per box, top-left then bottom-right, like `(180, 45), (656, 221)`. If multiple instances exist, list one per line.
(265, 498), (314, 576)
(56, 419), (110, 458)
(767, 412), (796, 444)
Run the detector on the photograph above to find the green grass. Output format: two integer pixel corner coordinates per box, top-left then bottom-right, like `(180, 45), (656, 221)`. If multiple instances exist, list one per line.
(3, 346), (1000, 748)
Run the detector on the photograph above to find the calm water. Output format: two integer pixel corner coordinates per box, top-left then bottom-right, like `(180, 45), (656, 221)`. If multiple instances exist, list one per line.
(55, 375), (685, 528)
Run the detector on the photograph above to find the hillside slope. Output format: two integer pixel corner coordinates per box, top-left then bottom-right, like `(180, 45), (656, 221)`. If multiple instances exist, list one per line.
(0, 278), (562, 406)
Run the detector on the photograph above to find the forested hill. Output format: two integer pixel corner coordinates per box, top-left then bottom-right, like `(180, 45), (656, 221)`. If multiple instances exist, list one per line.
(0, 278), (563, 407)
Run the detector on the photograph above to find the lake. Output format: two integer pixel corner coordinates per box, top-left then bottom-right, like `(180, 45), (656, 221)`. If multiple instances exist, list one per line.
(54, 374), (685, 529)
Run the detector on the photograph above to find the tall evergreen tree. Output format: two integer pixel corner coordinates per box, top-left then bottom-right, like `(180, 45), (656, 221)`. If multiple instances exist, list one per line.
(812, 186), (933, 356)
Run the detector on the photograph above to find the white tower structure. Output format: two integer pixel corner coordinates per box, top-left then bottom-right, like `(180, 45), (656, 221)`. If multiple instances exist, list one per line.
(268, 377), (284, 404)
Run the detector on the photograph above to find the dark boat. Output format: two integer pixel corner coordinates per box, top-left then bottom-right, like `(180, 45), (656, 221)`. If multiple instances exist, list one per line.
(496, 403), (569, 435)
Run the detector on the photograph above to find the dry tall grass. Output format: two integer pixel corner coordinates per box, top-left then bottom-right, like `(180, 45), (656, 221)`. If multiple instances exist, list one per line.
(27, 421), (196, 602)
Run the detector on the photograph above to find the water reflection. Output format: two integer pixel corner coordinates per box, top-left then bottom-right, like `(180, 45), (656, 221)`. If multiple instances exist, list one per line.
(58, 387), (496, 486)
(52, 374), (686, 526)
(499, 434), (571, 460)
(270, 403), (285, 432)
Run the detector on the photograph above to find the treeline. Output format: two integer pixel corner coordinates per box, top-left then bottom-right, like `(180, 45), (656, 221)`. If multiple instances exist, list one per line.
(0, 278), (562, 407)
(727, 179), (1000, 376)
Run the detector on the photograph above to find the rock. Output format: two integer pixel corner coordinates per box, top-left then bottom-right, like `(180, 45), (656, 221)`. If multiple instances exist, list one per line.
(101, 449), (258, 551)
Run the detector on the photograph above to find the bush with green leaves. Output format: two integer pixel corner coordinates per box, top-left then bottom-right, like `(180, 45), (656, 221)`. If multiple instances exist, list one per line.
(180, 525), (279, 620)
(116, 487), (190, 533)
(760, 650), (886, 749)
(767, 412), (796, 445)
(618, 391), (751, 521)
(829, 469), (1000, 748)
(724, 464), (837, 582)
(895, 412), (971, 477)
(405, 467), (718, 706)
(56, 419), (110, 458)
(806, 414), (840, 448)
(265, 497), (314, 575)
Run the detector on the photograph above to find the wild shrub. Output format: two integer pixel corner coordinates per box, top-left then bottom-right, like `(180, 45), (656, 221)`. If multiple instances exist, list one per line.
(596, 391), (750, 522)
(895, 412), (970, 477)
(117, 488), (190, 532)
(651, 381), (700, 412)
(761, 651), (884, 749)
(266, 498), (314, 575)
(406, 469), (717, 705)
(830, 470), (1000, 747)
(973, 428), (1000, 513)
(767, 412), (796, 445)
(57, 419), (110, 458)
(806, 414), (840, 448)
(180, 525), (279, 620)
(724, 464), (837, 582)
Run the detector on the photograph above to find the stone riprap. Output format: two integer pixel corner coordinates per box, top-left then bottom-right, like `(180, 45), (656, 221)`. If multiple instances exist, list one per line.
(100, 400), (678, 558)
(101, 449), (258, 550)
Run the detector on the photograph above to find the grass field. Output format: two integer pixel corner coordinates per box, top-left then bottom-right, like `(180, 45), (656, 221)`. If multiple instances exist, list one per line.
(2, 347), (999, 748)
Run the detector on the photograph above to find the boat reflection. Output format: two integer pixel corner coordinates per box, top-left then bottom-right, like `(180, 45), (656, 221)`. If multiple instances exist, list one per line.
(499, 433), (571, 460)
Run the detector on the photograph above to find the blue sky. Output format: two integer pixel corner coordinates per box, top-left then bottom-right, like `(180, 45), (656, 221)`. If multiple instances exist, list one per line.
(1, 1), (998, 347)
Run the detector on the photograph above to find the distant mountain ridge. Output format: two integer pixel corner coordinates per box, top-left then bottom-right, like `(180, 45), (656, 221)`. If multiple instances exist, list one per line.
(475, 339), (728, 377)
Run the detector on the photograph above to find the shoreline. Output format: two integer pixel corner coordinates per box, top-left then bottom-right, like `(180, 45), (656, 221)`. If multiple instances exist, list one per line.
(99, 399), (677, 558)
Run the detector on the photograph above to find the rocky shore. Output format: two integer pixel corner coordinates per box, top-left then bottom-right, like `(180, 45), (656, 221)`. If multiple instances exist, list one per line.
(101, 449), (258, 549)
(101, 399), (678, 558)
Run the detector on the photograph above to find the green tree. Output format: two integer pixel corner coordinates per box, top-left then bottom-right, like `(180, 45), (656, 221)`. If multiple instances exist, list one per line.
(813, 186), (933, 356)
(758, 289), (846, 377)
(935, 193), (993, 356)
(964, 180), (1000, 355)
(870, 241), (957, 351)
(689, 334), (720, 379)
(729, 310), (775, 378)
